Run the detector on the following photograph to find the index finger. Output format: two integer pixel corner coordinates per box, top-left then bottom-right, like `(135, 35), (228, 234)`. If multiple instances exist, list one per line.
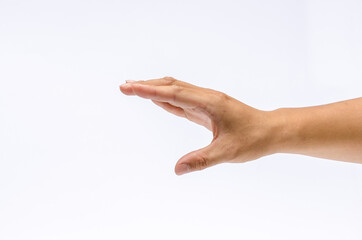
(127, 76), (201, 90)
(130, 83), (210, 108)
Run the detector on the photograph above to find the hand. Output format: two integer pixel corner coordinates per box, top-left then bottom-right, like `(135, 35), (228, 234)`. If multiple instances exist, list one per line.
(120, 77), (278, 175)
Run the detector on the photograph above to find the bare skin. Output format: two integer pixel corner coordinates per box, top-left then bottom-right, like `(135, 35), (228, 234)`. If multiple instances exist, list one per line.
(119, 77), (362, 175)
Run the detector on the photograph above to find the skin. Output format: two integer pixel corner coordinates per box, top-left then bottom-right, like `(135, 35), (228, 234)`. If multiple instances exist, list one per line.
(119, 76), (362, 175)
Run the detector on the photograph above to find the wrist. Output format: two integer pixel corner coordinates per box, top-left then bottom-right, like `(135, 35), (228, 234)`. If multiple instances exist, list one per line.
(265, 108), (301, 155)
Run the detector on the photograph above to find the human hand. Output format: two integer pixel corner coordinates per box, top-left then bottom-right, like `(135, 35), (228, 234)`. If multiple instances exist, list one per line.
(120, 77), (279, 175)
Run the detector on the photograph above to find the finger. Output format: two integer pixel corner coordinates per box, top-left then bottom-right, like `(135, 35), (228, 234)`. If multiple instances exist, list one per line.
(128, 76), (199, 89)
(125, 80), (136, 83)
(153, 100), (213, 131)
(120, 77), (217, 106)
(174, 140), (224, 175)
(131, 83), (209, 108)
(119, 83), (135, 95)
(151, 100), (186, 118)
(120, 77), (179, 95)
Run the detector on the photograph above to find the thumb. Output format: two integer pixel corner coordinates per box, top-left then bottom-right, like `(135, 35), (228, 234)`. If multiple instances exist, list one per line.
(174, 141), (223, 175)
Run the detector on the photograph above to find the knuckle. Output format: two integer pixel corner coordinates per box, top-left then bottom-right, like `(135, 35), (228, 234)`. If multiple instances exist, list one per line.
(195, 153), (209, 171)
(171, 84), (182, 92)
(170, 84), (182, 102)
(214, 91), (227, 100)
(216, 92), (229, 104)
(210, 91), (228, 105)
(163, 76), (177, 85)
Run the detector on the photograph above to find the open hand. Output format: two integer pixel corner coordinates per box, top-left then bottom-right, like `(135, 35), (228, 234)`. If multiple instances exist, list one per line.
(120, 77), (278, 175)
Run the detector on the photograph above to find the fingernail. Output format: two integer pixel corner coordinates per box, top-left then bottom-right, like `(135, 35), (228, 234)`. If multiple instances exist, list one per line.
(125, 80), (136, 83)
(176, 164), (190, 175)
(120, 83), (131, 87)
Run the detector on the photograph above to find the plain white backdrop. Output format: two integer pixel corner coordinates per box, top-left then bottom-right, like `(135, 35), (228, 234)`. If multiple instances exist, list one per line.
(1, 0), (362, 239)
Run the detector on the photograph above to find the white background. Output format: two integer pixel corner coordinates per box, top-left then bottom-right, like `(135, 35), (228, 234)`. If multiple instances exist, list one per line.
(1, 0), (362, 239)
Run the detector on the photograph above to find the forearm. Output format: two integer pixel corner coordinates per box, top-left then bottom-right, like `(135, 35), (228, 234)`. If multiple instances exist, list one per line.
(270, 97), (362, 163)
